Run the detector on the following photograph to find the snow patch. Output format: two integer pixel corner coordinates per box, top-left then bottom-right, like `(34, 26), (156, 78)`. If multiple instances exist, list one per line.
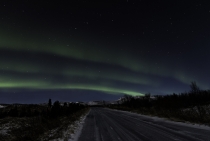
(69, 109), (90, 141)
(0, 105), (6, 108)
(48, 109), (90, 141)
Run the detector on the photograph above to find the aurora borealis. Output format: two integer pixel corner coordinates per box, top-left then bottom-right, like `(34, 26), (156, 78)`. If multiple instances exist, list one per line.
(0, 1), (210, 103)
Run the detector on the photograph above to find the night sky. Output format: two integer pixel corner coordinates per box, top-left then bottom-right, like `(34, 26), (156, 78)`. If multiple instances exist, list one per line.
(0, 0), (210, 104)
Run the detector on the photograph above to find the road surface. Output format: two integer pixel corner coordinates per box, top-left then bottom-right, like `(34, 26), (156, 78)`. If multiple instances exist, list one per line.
(77, 108), (210, 141)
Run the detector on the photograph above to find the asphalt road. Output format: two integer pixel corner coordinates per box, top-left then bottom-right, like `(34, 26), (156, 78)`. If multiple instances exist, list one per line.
(77, 108), (210, 141)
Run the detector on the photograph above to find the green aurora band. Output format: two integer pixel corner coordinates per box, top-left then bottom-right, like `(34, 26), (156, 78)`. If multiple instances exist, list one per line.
(0, 26), (208, 95)
(0, 77), (144, 96)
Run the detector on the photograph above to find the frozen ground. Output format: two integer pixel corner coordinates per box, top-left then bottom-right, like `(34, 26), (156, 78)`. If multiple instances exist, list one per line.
(0, 109), (90, 141)
(77, 107), (210, 141)
(46, 110), (90, 141)
(108, 108), (210, 130)
(69, 109), (90, 141)
(0, 105), (6, 108)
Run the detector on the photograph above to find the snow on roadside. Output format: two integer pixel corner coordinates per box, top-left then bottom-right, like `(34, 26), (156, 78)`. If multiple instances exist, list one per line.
(48, 109), (90, 141)
(0, 121), (20, 136)
(0, 105), (6, 108)
(68, 109), (90, 141)
(0, 125), (10, 136)
(107, 108), (210, 130)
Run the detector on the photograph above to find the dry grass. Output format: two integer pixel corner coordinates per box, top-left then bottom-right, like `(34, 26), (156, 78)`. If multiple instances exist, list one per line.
(0, 108), (89, 141)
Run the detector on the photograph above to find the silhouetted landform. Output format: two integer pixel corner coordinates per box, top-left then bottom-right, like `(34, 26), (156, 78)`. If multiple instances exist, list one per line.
(109, 82), (210, 125)
(0, 99), (89, 141)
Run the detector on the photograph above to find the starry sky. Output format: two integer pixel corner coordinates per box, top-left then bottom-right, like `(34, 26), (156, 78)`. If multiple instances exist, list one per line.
(0, 0), (210, 103)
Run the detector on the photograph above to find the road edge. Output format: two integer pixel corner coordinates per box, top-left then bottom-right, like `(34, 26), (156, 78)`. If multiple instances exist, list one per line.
(70, 108), (91, 141)
(105, 108), (210, 130)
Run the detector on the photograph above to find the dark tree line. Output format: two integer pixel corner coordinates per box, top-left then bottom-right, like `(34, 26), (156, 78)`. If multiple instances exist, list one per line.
(0, 99), (86, 119)
(110, 82), (210, 124)
(118, 82), (210, 109)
